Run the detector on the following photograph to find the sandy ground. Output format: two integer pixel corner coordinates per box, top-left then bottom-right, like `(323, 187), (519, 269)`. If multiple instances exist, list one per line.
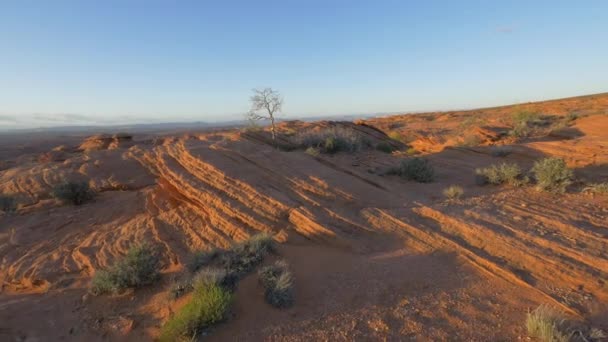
(0, 93), (607, 341)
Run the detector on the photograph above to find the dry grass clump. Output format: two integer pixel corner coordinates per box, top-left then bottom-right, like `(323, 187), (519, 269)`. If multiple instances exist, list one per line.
(220, 233), (275, 276)
(53, 181), (94, 205)
(531, 158), (573, 193)
(443, 185), (464, 200)
(526, 305), (571, 342)
(476, 162), (528, 187)
(389, 158), (435, 183)
(90, 243), (161, 295)
(294, 126), (370, 154)
(205, 233), (276, 276)
(0, 195), (17, 213)
(582, 182), (608, 194)
(159, 282), (232, 342)
(258, 260), (294, 308)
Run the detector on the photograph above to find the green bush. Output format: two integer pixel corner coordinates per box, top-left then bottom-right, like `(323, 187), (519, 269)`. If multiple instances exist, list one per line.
(532, 158), (573, 193)
(159, 282), (232, 342)
(258, 260), (294, 308)
(526, 305), (570, 342)
(90, 243), (161, 295)
(443, 185), (464, 200)
(0, 195), (17, 213)
(393, 158), (435, 183)
(475, 163), (528, 187)
(376, 141), (397, 153)
(52, 181), (94, 205)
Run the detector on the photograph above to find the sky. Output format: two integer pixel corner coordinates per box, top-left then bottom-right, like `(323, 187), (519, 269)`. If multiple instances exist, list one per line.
(1, 0), (607, 129)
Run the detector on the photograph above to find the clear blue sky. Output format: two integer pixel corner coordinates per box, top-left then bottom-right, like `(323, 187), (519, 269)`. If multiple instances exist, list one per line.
(1, 0), (607, 129)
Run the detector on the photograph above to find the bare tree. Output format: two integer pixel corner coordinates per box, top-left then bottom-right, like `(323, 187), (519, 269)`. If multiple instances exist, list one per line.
(246, 88), (283, 143)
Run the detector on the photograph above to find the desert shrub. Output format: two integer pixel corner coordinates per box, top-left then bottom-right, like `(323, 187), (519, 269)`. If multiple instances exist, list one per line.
(509, 122), (531, 138)
(159, 282), (232, 342)
(188, 248), (221, 273)
(526, 305), (571, 342)
(193, 267), (238, 291)
(220, 233), (275, 276)
(583, 182), (608, 194)
(531, 158), (573, 193)
(490, 146), (512, 157)
(52, 181), (94, 205)
(294, 126), (369, 154)
(376, 141), (397, 153)
(509, 110), (541, 138)
(258, 260), (294, 308)
(443, 185), (464, 200)
(565, 112), (579, 123)
(393, 158), (434, 183)
(0, 195), (17, 213)
(513, 110), (541, 126)
(90, 243), (161, 295)
(475, 163), (528, 187)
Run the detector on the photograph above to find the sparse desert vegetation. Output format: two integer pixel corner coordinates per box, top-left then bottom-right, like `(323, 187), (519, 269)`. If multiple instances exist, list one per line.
(509, 110), (542, 138)
(531, 157), (574, 193)
(294, 126), (370, 154)
(526, 305), (570, 342)
(389, 157), (435, 183)
(476, 162), (528, 186)
(219, 233), (275, 276)
(188, 248), (221, 273)
(90, 243), (161, 295)
(52, 181), (94, 205)
(159, 280), (233, 342)
(443, 185), (464, 200)
(1, 93), (608, 341)
(583, 182), (608, 194)
(258, 260), (295, 308)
